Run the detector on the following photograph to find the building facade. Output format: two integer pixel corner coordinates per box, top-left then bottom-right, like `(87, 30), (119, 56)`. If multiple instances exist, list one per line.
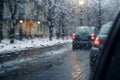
(2, 0), (49, 39)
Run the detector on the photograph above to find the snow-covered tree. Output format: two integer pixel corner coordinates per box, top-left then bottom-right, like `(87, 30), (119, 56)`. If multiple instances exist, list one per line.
(7, 0), (19, 43)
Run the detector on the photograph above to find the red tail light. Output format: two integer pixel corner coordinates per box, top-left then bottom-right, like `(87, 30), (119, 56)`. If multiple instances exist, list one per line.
(90, 34), (95, 40)
(72, 33), (76, 40)
(94, 37), (101, 45)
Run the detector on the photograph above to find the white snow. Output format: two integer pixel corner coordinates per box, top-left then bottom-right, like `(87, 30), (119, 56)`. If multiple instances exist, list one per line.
(0, 38), (72, 54)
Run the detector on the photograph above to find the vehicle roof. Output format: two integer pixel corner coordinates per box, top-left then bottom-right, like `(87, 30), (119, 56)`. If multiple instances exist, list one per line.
(76, 26), (95, 29)
(101, 22), (113, 29)
(99, 22), (113, 35)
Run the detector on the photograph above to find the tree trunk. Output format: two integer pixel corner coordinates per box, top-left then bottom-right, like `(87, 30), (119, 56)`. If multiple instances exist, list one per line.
(19, 27), (23, 40)
(98, 0), (102, 31)
(49, 25), (53, 41)
(10, 26), (14, 43)
(8, 0), (17, 43)
(10, 21), (15, 43)
(0, 0), (3, 42)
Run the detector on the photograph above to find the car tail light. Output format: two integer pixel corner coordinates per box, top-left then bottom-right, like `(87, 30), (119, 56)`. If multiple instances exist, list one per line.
(90, 34), (95, 40)
(72, 33), (76, 40)
(94, 37), (101, 45)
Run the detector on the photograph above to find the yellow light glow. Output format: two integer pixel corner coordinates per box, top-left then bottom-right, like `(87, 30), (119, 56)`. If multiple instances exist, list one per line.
(79, 0), (84, 6)
(38, 21), (40, 24)
(19, 20), (23, 23)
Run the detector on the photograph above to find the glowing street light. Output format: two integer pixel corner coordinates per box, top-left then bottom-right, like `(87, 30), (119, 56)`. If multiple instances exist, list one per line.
(19, 20), (23, 24)
(37, 21), (41, 32)
(79, 0), (84, 6)
(19, 20), (23, 40)
(38, 21), (40, 24)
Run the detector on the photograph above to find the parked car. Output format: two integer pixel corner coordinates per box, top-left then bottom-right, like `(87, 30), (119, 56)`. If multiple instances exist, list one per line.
(72, 26), (95, 50)
(89, 22), (112, 72)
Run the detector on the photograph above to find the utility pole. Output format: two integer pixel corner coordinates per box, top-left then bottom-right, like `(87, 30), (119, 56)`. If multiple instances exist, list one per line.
(19, 20), (23, 40)
(0, 0), (3, 42)
(79, 0), (84, 26)
(80, 10), (83, 26)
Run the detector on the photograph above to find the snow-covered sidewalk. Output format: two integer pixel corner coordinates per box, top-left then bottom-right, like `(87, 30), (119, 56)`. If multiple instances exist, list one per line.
(0, 38), (72, 54)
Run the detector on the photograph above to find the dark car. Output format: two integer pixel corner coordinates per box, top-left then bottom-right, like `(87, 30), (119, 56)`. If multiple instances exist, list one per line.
(72, 26), (95, 50)
(89, 22), (112, 72)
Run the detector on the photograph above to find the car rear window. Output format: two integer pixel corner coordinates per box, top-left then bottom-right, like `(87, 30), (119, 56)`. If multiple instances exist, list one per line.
(75, 27), (94, 35)
(99, 22), (112, 35)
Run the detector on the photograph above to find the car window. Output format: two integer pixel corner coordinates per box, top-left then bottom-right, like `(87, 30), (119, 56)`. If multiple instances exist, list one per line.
(75, 27), (94, 35)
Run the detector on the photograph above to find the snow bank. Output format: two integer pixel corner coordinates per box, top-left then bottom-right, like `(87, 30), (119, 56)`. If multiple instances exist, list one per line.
(0, 38), (72, 54)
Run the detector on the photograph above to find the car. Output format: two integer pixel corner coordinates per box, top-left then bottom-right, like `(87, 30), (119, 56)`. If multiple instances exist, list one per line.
(72, 26), (95, 50)
(89, 22), (112, 72)
(90, 12), (120, 80)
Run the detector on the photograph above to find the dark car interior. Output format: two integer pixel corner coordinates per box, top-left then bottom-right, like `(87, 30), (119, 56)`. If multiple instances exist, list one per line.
(90, 12), (120, 80)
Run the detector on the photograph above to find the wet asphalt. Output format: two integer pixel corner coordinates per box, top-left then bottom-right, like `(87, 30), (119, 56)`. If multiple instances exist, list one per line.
(0, 43), (90, 80)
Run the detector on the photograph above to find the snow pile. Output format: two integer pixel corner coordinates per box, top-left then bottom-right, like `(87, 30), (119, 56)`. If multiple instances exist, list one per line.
(0, 38), (72, 54)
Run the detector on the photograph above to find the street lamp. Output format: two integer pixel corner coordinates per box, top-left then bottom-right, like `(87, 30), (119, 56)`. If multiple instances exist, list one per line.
(37, 21), (41, 35)
(79, 0), (84, 6)
(19, 20), (23, 40)
(38, 21), (40, 24)
(78, 0), (84, 26)
(19, 20), (23, 24)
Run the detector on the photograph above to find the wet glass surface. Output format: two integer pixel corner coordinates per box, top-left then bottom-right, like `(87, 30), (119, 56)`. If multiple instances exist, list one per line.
(0, 0), (119, 80)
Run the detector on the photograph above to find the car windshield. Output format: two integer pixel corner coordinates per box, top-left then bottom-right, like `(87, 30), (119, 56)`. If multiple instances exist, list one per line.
(0, 0), (120, 80)
(76, 27), (94, 35)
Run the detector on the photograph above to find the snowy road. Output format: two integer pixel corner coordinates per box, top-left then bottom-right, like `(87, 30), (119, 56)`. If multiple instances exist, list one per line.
(0, 43), (90, 80)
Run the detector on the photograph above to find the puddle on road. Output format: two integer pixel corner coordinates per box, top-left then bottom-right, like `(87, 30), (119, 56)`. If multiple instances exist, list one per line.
(71, 51), (90, 80)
